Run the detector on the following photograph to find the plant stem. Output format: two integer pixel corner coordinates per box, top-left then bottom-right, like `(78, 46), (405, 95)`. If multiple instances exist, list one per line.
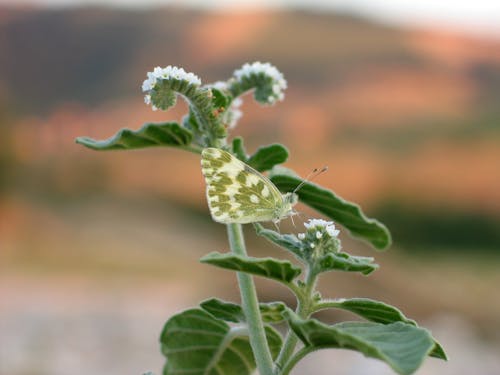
(275, 267), (318, 374)
(280, 346), (323, 375)
(226, 223), (274, 375)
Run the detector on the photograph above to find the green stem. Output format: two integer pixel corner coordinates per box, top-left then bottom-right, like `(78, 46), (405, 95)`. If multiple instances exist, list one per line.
(280, 346), (327, 375)
(180, 144), (203, 154)
(226, 223), (274, 375)
(275, 267), (318, 373)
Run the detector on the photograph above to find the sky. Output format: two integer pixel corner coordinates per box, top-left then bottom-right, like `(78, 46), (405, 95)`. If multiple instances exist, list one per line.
(1, 0), (499, 38)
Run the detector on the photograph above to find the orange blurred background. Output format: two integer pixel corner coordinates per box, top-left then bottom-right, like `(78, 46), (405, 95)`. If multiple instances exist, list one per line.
(0, 3), (499, 375)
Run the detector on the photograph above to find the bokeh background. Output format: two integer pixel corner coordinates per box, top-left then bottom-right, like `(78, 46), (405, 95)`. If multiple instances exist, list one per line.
(1, 1), (499, 374)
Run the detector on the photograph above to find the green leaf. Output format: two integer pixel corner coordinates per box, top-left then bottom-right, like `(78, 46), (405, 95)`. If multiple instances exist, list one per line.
(286, 312), (435, 375)
(75, 122), (193, 151)
(200, 252), (301, 284)
(211, 88), (230, 109)
(253, 223), (303, 258)
(160, 308), (282, 375)
(315, 298), (417, 325)
(270, 167), (391, 250)
(200, 298), (288, 324)
(247, 144), (289, 172)
(314, 298), (447, 360)
(319, 253), (379, 275)
(200, 298), (245, 323)
(429, 342), (448, 360)
(254, 224), (378, 275)
(259, 302), (289, 324)
(232, 137), (248, 162)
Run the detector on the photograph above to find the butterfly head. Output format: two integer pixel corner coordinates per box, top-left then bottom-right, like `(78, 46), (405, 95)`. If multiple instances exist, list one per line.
(273, 192), (298, 223)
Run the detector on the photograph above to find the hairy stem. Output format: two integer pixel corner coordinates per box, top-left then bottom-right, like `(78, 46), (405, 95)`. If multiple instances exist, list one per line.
(226, 223), (274, 375)
(275, 267), (318, 373)
(280, 346), (326, 375)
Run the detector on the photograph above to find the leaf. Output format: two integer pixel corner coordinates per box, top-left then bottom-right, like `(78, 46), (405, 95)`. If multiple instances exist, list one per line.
(316, 298), (417, 325)
(270, 167), (391, 250)
(259, 302), (289, 324)
(75, 122), (193, 151)
(314, 298), (447, 360)
(429, 341), (448, 360)
(200, 252), (301, 284)
(247, 144), (289, 172)
(319, 253), (379, 275)
(232, 137), (248, 162)
(200, 298), (245, 323)
(253, 223), (303, 258)
(160, 308), (282, 375)
(200, 298), (288, 324)
(211, 87), (230, 109)
(286, 312), (435, 375)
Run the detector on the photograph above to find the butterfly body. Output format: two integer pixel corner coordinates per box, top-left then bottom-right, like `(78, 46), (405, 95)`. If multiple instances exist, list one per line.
(201, 148), (297, 224)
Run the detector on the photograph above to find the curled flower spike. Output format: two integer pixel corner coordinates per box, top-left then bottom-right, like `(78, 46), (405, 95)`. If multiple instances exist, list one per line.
(142, 65), (201, 92)
(232, 61), (287, 104)
(142, 65), (202, 111)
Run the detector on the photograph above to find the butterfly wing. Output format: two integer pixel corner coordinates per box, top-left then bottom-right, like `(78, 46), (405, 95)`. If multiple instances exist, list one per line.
(201, 148), (285, 224)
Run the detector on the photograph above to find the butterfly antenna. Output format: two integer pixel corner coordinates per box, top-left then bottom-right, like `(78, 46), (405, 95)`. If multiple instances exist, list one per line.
(273, 221), (281, 233)
(292, 166), (328, 194)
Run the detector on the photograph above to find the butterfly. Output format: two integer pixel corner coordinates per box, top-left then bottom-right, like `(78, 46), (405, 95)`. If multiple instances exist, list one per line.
(201, 148), (298, 224)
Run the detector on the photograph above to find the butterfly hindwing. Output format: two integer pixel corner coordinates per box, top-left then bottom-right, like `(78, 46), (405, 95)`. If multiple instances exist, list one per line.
(201, 148), (290, 224)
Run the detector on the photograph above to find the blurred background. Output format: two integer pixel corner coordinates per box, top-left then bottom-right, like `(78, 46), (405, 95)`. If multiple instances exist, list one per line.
(1, 1), (499, 374)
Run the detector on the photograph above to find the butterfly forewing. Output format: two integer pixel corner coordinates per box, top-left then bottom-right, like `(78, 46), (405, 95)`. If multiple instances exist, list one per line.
(201, 148), (287, 224)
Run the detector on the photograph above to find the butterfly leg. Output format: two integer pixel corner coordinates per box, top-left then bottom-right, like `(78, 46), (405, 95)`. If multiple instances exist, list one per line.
(273, 220), (281, 233)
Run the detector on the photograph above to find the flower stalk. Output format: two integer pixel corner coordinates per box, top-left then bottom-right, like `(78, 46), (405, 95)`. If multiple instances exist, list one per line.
(226, 223), (275, 375)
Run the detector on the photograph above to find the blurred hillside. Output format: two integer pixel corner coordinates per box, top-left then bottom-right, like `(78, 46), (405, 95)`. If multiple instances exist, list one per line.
(1, 6), (499, 251)
(1, 7), (500, 375)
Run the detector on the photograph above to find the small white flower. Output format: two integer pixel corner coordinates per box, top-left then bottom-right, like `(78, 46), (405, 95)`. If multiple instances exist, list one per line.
(142, 65), (201, 94)
(222, 97), (243, 130)
(326, 224), (340, 237)
(211, 81), (228, 91)
(298, 233), (305, 240)
(316, 231), (322, 239)
(304, 218), (340, 237)
(304, 219), (332, 229)
(310, 243), (315, 249)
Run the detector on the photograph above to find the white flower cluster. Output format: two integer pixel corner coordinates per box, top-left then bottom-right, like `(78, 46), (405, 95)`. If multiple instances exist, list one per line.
(210, 80), (229, 91)
(303, 219), (340, 237)
(233, 62), (287, 103)
(298, 218), (341, 253)
(226, 97), (243, 129)
(142, 66), (201, 111)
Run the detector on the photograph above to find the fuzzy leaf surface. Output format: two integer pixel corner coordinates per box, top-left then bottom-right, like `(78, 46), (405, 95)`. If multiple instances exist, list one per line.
(200, 252), (301, 284)
(319, 253), (379, 275)
(315, 298), (446, 360)
(253, 223), (303, 258)
(200, 298), (287, 324)
(247, 144), (289, 172)
(211, 88), (230, 109)
(316, 298), (417, 325)
(160, 308), (282, 375)
(76, 122), (192, 151)
(270, 168), (391, 250)
(232, 137), (248, 162)
(286, 313), (435, 375)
